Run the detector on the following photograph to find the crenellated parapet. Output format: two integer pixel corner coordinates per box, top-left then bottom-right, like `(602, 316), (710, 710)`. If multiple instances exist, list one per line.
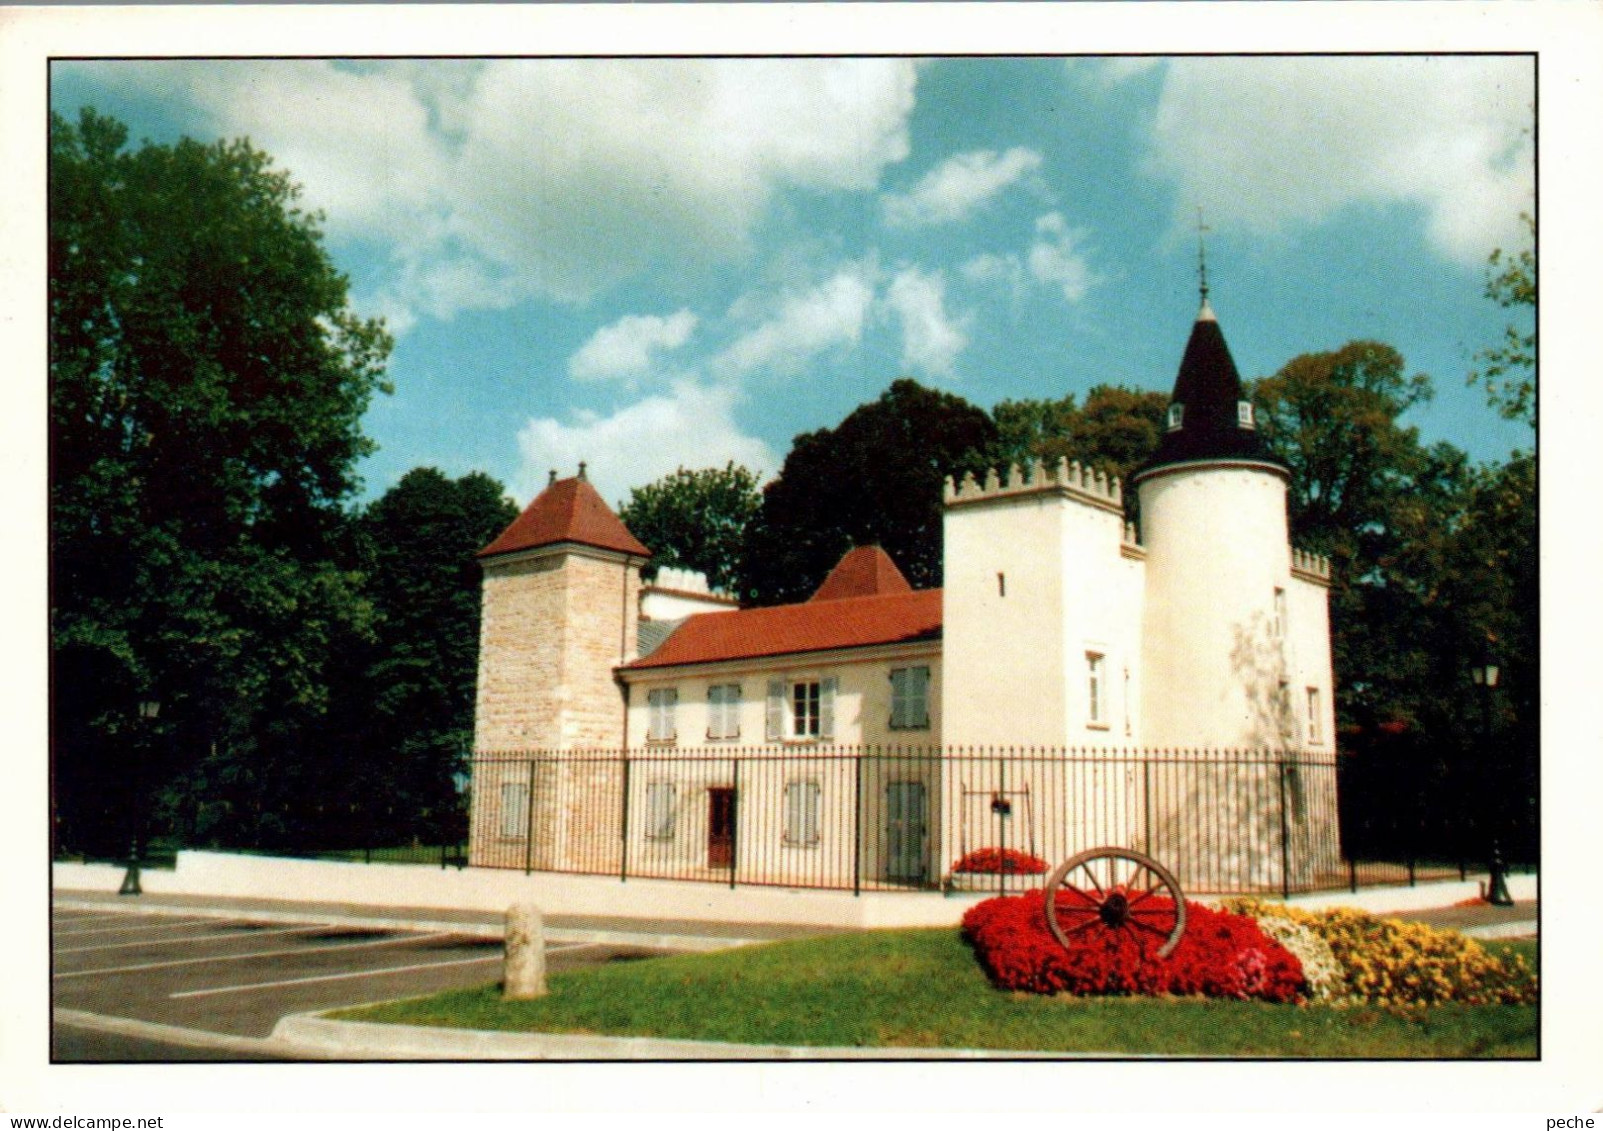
(1290, 546), (1332, 585)
(1120, 520), (1146, 560)
(944, 456), (1124, 516)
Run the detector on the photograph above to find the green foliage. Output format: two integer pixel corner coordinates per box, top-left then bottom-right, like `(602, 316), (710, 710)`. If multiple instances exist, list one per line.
(1469, 212), (1535, 427)
(336, 928), (1536, 1057)
(617, 463), (761, 593)
(989, 384), (1166, 493)
(49, 108), (391, 853)
(738, 379), (996, 605)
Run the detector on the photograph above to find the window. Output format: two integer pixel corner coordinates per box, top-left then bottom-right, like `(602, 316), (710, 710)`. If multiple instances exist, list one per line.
(645, 781), (676, 840)
(1237, 400), (1256, 429)
(890, 666), (931, 729)
(707, 683), (742, 740)
(792, 681), (821, 738)
(782, 781), (821, 847)
(1086, 652), (1107, 727)
(767, 678), (835, 741)
(1166, 403), (1184, 431)
(1273, 587), (1287, 638)
(500, 782), (528, 838)
(1306, 687), (1323, 745)
(646, 687), (677, 743)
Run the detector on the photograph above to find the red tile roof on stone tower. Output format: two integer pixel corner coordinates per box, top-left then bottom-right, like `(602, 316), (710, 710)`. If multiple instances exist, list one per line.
(808, 544), (914, 602)
(478, 470), (651, 560)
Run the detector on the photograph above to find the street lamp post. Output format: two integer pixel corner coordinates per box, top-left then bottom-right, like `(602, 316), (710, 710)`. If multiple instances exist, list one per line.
(119, 698), (160, 897)
(1471, 660), (1513, 906)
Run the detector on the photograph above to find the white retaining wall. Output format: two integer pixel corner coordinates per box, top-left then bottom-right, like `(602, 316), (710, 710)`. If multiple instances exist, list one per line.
(51, 850), (1536, 929)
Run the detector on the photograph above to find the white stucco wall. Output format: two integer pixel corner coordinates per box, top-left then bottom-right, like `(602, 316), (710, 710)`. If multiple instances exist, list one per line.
(620, 647), (942, 750)
(1137, 464), (1295, 749)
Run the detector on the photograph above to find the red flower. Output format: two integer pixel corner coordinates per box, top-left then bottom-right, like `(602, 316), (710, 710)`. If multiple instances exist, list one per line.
(961, 889), (1306, 1003)
(952, 848), (1050, 875)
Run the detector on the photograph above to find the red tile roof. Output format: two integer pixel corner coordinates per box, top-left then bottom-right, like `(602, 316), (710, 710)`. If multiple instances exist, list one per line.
(479, 475), (651, 560)
(809, 544), (913, 601)
(623, 589), (942, 671)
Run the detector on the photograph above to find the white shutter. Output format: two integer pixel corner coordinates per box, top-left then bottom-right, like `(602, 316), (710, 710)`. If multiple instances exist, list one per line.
(766, 680), (784, 741)
(820, 677), (837, 741)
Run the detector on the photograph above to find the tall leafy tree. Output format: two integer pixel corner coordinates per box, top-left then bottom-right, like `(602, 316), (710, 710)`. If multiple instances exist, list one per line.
(1470, 212), (1536, 428)
(989, 385), (1165, 506)
(50, 109), (391, 853)
(618, 463), (761, 592)
(739, 379), (996, 605)
(322, 469), (519, 846)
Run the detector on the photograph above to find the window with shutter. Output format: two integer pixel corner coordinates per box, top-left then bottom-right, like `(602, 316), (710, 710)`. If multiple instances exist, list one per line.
(646, 688), (678, 743)
(707, 683), (741, 740)
(782, 781), (821, 847)
(645, 782), (676, 840)
(766, 680), (785, 741)
(890, 666), (930, 729)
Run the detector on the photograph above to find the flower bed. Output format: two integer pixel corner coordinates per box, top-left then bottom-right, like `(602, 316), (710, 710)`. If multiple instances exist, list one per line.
(951, 847), (1049, 875)
(962, 889), (1305, 1003)
(1221, 898), (1537, 1008)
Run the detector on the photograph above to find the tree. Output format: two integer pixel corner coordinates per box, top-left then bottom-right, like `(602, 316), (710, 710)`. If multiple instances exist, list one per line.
(327, 469), (519, 846)
(990, 385), (1165, 492)
(1250, 342), (1445, 735)
(617, 463), (761, 593)
(49, 109), (391, 852)
(738, 379), (996, 605)
(1469, 212), (1535, 427)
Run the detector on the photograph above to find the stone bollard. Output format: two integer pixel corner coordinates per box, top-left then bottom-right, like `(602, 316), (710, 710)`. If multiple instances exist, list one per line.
(503, 902), (547, 1000)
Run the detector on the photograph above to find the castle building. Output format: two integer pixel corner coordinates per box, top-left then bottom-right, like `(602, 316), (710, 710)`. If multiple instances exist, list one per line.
(469, 298), (1338, 891)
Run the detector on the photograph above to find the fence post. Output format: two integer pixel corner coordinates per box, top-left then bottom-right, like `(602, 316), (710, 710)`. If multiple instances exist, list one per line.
(1278, 757), (1292, 901)
(730, 758), (740, 890)
(997, 753), (1007, 898)
(523, 759), (537, 876)
(853, 749), (863, 898)
(619, 753), (631, 883)
(1143, 759), (1153, 856)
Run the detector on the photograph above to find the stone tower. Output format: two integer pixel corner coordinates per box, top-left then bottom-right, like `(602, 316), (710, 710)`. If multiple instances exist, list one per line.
(472, 467), (650, 753)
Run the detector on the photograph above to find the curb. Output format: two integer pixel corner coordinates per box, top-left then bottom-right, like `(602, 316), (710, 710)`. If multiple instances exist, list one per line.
(269, 1013), (1099, 1061)
(51, 896), (773, 953)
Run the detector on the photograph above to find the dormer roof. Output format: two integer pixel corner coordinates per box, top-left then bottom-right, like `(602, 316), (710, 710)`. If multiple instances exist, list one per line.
(478, 473), (651, 560)
(809, 545), (913, 602)
(1134, 300), (1289, 484)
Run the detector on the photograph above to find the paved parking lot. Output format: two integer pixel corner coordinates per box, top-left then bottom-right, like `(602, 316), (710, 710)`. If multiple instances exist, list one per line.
(52, 899), (663, 1058)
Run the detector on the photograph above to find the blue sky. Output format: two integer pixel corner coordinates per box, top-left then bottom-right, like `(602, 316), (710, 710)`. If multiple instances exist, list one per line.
(51, 55), (1535, 509)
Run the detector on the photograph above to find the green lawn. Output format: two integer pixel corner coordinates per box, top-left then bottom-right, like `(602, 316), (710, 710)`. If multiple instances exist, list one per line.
(333, 928), (1537, 1058)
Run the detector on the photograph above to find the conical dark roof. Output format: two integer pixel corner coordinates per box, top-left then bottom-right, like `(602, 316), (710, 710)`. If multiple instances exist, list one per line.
(1133, 300), (1288, 483)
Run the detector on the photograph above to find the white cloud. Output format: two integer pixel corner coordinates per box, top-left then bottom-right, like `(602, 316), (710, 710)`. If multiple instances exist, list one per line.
(957, 213), (1095, 309)
(569, 310), (698, 383)
(882, 147), (1043, 228)
(714, 270), (877, 378)
(102, 58), (919, 329)
(1142, 56), (1534, 265)
(514, 383), (776, 507)
(884, 268), (969, 377)
(1027, 212), (1095, 303)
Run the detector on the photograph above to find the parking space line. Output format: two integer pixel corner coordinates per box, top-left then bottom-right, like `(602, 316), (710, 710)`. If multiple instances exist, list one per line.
(55, 917), (218, 938)
(168, 954), (505, 998)
(164, 943), (601, 1001)
(56, 931), (459, 979)
(56, 924), (332, 955)
(52, 912), (151, 927)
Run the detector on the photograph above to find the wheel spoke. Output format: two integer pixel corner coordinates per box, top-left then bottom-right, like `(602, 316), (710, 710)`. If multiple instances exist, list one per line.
(1061, 917), (1102, 937)
(1075, 865), (1106, 898)
(1124, 880), (1167, 910)
(1056, 883), (1100, 908)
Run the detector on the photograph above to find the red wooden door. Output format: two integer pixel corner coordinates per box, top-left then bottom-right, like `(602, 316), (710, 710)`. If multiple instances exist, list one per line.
(707, 787), (736, 868)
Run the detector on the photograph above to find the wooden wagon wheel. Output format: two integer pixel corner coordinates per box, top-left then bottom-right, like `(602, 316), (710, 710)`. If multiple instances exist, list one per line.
(1043, 847), (1187, 960)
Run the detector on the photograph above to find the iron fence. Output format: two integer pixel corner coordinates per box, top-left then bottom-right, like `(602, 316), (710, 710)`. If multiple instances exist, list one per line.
(464, 745), (1415, 897)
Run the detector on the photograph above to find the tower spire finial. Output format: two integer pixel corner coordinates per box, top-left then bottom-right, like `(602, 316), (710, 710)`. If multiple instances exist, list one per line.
(1196, 206), (1211, 306)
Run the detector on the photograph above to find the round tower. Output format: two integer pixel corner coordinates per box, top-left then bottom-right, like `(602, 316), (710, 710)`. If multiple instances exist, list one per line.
(1133, 297), (1295, 750)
